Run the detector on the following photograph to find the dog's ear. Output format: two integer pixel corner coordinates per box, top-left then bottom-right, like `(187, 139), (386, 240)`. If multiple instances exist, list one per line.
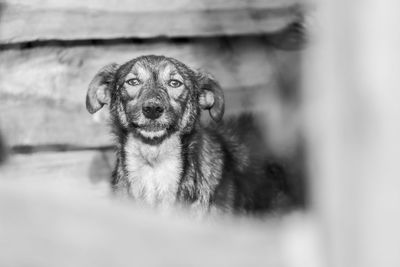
(86, 63), (119, 114)
(197, 71), (225, 122)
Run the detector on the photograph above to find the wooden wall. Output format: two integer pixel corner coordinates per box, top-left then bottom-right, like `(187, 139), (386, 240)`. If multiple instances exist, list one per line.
(0, 0), (304, 42)
(0, 0), (306, 197)
(0, 2), (322, 267)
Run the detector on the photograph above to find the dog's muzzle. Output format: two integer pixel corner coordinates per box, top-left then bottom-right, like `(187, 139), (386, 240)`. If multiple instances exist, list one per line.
(142, 100), (164, 120)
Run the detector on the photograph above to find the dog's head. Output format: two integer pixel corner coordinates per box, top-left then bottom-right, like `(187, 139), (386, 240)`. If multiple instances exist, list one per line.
(86, 55), (224, 143)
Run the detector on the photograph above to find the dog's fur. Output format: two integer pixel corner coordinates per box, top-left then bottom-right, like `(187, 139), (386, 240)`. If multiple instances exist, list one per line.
(86, 55), (295, 215)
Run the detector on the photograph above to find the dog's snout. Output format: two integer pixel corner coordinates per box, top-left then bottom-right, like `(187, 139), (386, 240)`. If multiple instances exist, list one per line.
(142, 101), (164, 119)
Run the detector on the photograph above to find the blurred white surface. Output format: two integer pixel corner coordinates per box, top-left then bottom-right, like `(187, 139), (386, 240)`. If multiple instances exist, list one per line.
(305, 1), (400, 266)
(0, 179), (318, 267)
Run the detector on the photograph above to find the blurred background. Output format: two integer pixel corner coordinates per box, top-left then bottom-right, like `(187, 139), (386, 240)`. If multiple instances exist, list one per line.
(0, 0), (306, 197)
(0, 0), (399, 267)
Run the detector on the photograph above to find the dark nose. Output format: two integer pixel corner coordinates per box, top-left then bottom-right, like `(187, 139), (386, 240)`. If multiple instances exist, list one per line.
(142, 101), (164, 119)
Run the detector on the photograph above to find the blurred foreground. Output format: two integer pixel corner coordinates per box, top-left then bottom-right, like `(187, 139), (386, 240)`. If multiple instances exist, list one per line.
(0, 178), (320, 267)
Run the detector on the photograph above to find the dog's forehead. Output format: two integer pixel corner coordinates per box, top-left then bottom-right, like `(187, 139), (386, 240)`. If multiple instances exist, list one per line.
(130, 57), (186, 75)
(136, 61), (175, 77)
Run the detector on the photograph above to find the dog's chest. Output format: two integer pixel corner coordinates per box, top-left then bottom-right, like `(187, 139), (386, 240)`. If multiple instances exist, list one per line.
(124, 135), (182, 206)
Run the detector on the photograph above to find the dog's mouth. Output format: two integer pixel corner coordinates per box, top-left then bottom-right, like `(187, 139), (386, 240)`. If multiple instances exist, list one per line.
(138, 128), (167, 139)
(130, 121), (171, 139)
(134, 121), (168, 131)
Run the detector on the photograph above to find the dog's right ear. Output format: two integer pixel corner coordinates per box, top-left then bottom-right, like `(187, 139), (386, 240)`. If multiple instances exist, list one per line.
(196, 71), (225, 122)
(86, 63), (119, 114)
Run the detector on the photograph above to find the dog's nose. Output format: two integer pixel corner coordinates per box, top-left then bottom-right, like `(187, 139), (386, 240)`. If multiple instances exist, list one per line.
(142, 102), (164, 119)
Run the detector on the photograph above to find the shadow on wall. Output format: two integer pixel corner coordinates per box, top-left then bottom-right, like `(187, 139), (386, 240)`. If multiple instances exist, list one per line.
(0, 131), (7, 164)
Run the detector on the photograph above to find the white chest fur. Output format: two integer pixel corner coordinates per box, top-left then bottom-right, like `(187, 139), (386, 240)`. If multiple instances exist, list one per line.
(124, 134), (182, 206)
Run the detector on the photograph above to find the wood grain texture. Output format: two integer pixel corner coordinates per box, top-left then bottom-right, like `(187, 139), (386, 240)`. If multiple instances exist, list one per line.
(0, 37), (278, 98)
(0, 37), (300, 147)
(0, 0), (305, 43)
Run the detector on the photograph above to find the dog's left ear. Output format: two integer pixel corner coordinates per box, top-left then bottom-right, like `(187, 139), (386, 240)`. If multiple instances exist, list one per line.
(86, 63), (119, 114)
(196, 71), (225, 122)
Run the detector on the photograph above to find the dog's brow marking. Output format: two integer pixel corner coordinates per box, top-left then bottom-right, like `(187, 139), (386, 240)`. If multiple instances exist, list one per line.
(131, 63), (151, 81)
(168, 70), (183, 81)
(159, 63), (179, 81)
(170, 71), (183, 81)
(124, 72), (137, 80)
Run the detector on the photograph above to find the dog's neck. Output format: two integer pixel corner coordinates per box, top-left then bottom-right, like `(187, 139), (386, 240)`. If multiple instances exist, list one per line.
(123, 133), (183, 207)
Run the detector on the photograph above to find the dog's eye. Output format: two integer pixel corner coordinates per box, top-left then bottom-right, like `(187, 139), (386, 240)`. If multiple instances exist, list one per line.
(126, 78), (141, 86)
(168, 79), (183, 88)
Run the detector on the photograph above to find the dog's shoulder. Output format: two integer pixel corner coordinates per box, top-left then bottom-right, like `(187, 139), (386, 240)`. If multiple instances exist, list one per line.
(205, 113), (267, 162)
(204, 113), (295, 213)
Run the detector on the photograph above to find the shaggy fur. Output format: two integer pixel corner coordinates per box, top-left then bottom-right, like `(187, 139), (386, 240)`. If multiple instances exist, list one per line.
(86, 55), (296, 215)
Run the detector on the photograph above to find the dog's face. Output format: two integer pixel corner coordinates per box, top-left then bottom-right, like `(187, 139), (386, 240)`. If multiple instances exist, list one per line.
(86, 55), (224, 143)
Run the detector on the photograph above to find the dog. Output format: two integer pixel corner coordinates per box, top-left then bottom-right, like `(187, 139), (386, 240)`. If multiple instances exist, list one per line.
(86, 55), (297, 215)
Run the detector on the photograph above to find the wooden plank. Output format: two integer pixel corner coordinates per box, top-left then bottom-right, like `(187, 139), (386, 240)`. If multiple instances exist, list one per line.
(0, 37), (301, 147)
(0, 150), (114, 198)
(0, 37), (280, 97)
(0, 0), (305, 43)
